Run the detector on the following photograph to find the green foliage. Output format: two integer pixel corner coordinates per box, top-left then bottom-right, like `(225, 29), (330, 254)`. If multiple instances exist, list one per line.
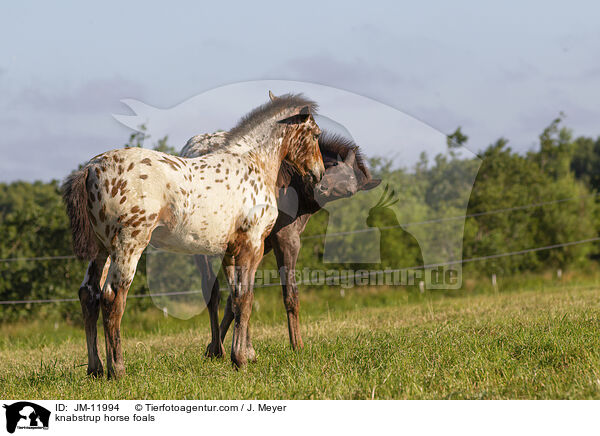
(465, 120), (598, 275)
(447, 126), (468, 149)
(0, 181), (84, 320)
(571, 136), (600, 192)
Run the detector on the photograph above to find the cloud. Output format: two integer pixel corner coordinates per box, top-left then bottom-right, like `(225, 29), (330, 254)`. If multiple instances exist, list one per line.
(0, 130), (128, 182)
(9, 76), (145, 115)
(266, 54), (424, 96)
(580, 66), (600, 80)
(0, 76), (145, 182)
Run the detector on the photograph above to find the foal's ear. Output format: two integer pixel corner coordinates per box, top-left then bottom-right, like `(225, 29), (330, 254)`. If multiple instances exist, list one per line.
(344, 150), (356, 166)
(361, 178), (382, 191)
(277, 111), (311, 125)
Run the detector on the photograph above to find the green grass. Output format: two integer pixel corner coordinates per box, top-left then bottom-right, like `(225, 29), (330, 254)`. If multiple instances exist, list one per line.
(2, 278), (600, 399)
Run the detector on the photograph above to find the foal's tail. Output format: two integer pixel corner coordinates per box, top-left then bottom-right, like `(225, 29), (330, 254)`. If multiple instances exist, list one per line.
(61, 167), (98, 260)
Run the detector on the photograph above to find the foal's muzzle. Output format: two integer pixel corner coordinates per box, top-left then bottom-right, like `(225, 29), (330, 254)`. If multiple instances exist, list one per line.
(308, 163), (325, 185)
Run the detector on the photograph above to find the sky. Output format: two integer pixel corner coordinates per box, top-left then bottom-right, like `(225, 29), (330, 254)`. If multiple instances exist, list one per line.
(1, 0), (599, 182)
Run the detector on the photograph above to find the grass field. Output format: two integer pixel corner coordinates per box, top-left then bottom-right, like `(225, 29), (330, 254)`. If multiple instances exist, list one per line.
(2, 277), (600, 399)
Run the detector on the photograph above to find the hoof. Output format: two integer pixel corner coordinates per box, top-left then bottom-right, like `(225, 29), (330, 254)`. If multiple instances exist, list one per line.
(106, 363), (125, 380)
(231, 351), (247, 369)
(87, 360), (104, 378)
(246, 345), (257, 363)
(205, 341), (225, 358)
(87, 367), (104, 378)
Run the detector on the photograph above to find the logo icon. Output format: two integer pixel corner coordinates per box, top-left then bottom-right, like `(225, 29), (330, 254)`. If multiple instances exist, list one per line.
(3, 402), (50, 433)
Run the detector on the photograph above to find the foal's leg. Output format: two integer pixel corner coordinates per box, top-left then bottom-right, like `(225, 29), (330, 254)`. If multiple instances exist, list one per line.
(273, 231), (304, 350)
(78, 252), (110, 376)
(225, 248), (261, 368)
(219, 294), (234, 343)
(100, 245), (144, 379)
(194, 255), (225, 358)
(219, 287), (255, 360)
(245, 320), (256, 362)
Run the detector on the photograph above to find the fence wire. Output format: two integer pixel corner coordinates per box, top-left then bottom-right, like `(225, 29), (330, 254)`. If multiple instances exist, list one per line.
(1, 236), (598, 305)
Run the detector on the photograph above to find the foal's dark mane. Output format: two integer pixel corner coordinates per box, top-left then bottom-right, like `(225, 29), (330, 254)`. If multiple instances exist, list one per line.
(225, 93), (318, 144)
(319, 132), (372, 180)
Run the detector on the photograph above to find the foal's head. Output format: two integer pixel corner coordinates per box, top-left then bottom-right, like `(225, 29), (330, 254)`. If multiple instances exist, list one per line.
(270, 92), (325, 185)
(314, 133), (381, 204)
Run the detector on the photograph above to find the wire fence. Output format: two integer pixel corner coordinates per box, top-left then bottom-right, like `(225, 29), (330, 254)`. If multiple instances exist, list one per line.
(1, 191), (597, 264)
(1, 236), (598, 305)
(0, 255), (77, 263)
(300, 192), (600, 240)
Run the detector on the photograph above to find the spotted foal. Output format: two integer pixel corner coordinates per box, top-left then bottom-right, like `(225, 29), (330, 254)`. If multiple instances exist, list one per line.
(63, 93), (324, 378)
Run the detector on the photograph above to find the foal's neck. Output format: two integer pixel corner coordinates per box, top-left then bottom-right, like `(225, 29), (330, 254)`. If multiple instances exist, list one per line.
(237, 122), (289, 188)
